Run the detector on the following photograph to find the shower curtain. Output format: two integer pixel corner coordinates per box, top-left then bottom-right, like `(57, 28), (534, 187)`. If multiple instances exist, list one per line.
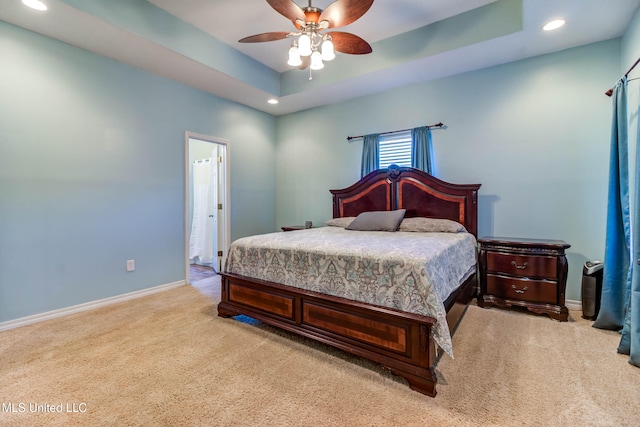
(189, 158), (218, 267)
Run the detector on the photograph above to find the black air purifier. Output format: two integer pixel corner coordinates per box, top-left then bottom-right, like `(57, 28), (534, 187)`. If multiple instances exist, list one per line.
(581, 261), (604, 320)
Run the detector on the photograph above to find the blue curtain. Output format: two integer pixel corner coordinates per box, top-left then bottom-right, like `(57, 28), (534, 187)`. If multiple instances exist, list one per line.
(593, 77), (637, 366)
(620, 89), (640, 367)
(360, 133), (379, 178)
(411, 126), (433, 174)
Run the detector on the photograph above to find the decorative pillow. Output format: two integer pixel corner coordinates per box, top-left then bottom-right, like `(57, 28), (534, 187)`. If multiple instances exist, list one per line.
(398, 217), (467, 233)
(325, 217), (356, 228)
(346, 209), (406, 232)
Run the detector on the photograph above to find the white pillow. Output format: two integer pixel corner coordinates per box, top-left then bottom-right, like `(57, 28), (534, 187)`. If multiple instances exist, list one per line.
(325, 217), (356, 227)
(398, 217), (467, 233)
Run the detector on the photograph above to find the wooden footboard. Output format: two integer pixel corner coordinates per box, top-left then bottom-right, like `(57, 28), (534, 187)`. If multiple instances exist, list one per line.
(218, 272), (477, 397)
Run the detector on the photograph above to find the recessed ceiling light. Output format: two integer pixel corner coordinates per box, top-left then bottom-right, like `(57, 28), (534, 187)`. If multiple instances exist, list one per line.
(543, 19), (565, 31)
(267, 98), (279, 105)
(22, 0), (48, 11)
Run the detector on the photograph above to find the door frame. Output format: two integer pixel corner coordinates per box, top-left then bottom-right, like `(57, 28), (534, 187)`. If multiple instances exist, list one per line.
(184, 131), (231, 284)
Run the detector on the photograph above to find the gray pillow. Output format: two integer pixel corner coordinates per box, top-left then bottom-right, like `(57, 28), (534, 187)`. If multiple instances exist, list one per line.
(398, 217), (467, 233)
(346, 209), (406, 232)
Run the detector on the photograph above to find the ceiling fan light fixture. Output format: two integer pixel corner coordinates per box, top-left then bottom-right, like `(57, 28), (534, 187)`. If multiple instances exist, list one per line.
(298, 33), (312, 57)
(543, 19), (565, 31)
(321, 37), (335, 61)
(21, 0), (47, 11)
(287, 42), (302, 66)
(310, 50), (324, 70)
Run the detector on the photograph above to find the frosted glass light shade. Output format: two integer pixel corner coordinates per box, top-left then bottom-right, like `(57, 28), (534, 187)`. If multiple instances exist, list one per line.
(321, 39), (335, 61)
(298, 34), (312, 56)
(287, 45), (302, 67)
(310, 50), (324, 70)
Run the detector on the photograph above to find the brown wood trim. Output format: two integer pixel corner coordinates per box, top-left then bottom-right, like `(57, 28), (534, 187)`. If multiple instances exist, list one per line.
(303, 302), (408, 353)
(228, 283), (295, 320)
(337, 179), (391, 217)
(221, 272), (437, 326)
(396, 178), (467, 224)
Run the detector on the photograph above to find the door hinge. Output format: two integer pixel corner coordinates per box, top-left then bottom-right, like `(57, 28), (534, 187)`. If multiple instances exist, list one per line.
(218, 203), (223, 210)
(217, 156), (222, 163)
(218, 251), (223, 257)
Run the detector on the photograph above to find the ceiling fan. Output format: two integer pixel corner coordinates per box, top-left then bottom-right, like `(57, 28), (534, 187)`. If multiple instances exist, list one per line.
(239, 0), (374, 72)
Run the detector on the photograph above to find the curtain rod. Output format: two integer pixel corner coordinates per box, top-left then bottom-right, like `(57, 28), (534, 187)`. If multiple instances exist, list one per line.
(346, 122), (444, 141)
(605, 57), (640, 96)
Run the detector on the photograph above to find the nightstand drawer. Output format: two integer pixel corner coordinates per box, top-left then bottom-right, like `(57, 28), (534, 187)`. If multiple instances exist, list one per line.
(486, 252), (557, 279)
(486, 274), (557, 305)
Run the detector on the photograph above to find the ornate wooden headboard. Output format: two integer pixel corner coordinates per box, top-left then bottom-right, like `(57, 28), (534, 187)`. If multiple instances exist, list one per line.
(330, 165), (481, 237)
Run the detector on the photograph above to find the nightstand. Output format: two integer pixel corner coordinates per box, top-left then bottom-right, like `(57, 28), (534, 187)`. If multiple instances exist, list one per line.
(478, 237), (570, 321)
(281, 226), (308, 232)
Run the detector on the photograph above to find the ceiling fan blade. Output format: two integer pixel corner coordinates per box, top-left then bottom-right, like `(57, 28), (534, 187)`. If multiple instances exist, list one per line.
(266, 0), (306, 23)
(319, 0), (374, 28)
(327, 31), (372, 54)
(239, 32), (291, 43)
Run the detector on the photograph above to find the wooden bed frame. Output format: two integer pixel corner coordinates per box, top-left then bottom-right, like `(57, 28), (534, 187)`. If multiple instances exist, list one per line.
(218, 165), (481, 397)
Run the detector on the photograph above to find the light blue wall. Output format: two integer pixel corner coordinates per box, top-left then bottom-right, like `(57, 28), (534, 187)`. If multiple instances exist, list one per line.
(60, 0), (280, 95)
(621, 8), (640, 88)
(275, 39), (621, 301)
(622, 9), (640, 209)
(0, 22), (276, 322)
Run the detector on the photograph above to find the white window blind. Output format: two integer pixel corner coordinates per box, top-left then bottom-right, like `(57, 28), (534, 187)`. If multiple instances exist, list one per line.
(378, 130), (412, 168)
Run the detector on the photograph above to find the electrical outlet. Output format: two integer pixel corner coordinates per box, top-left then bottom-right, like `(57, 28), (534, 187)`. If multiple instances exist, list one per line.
(126, 259), (135, 272)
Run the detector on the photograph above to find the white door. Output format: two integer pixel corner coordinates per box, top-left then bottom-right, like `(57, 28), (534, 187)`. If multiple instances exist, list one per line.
(185, 133), (230, 282)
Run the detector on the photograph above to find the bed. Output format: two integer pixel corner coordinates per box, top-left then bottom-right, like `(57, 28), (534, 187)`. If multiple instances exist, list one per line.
(218, 165), (481, 397)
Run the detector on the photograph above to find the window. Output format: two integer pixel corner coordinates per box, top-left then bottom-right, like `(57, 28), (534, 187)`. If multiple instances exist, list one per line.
(378, 130), (412, 168)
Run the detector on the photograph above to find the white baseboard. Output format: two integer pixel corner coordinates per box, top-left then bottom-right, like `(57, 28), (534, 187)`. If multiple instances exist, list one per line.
(0, 280), (185, 332)
(0, 285), (585, 332)
(566, 299), (582, 311)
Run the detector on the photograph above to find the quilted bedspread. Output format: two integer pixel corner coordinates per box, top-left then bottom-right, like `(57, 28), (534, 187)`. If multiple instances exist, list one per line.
(224, 226), (477, 357)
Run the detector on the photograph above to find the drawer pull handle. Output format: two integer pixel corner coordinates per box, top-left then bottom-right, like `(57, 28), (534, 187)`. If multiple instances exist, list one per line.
(511, 261), (528, 270)
(512, 285), (528, 294)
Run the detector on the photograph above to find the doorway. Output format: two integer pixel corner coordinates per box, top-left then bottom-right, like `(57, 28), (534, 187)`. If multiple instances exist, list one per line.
(184, 132), (230, 286)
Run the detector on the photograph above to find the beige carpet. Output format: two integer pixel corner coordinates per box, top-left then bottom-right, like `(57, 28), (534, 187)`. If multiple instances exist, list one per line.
(1, 277), (639, 427)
